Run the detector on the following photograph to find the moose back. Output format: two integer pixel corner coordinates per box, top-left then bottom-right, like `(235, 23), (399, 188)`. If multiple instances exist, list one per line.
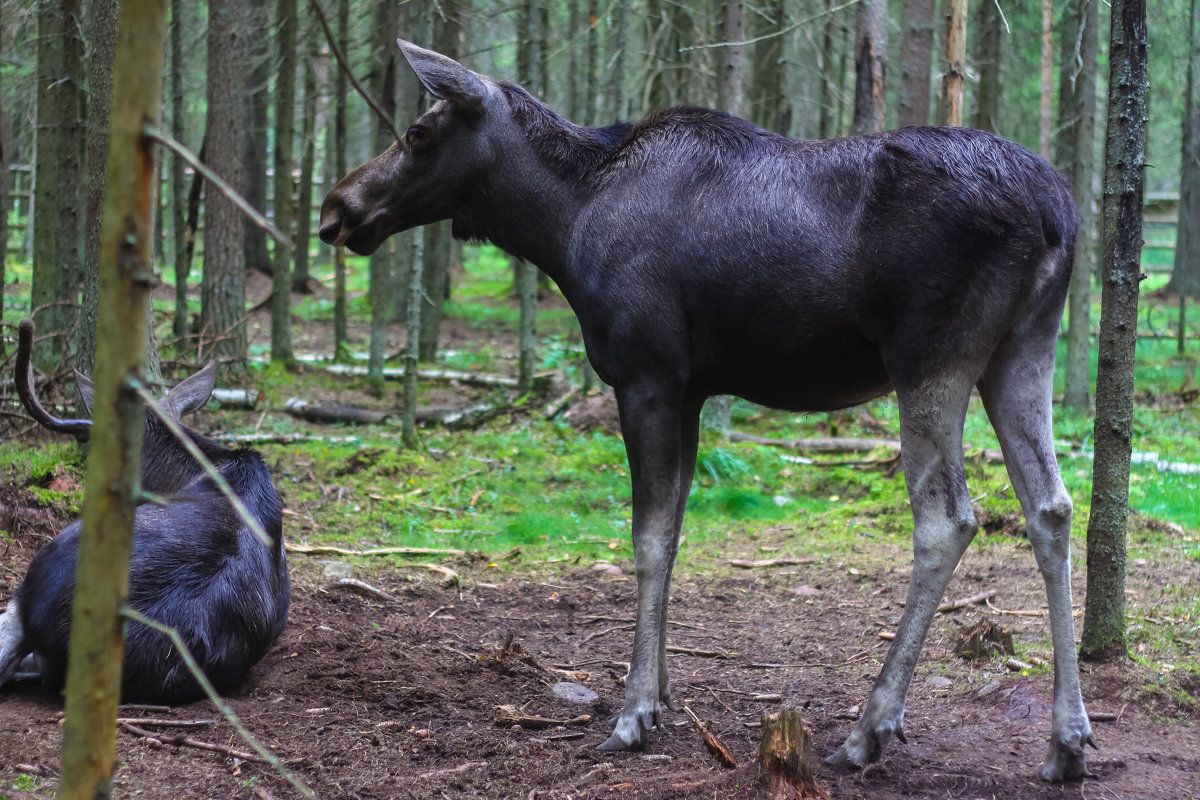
(320, 42), (1092, 781)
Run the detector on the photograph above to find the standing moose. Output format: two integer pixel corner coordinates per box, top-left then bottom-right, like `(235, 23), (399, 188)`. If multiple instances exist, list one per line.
(0, 320), (289, 703)
(319, 42), (1093, 781)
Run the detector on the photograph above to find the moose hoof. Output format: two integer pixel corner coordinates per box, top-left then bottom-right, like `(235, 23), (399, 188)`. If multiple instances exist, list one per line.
(597, 706), (660, 751)
(826, 718), (905, 769)
(1039, 729), (1097, 782)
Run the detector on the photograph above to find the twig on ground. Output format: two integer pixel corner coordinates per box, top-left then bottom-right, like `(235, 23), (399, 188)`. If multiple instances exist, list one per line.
(287, 543), (465, 557)
(323, 577), (397, 602)
(119, 721), (267, 762)
(682, 705), (738, 769)
(936, 589), (998, 613)
(666, 645), (730, 658)
(115, 717), (216, 728)
(581, 623), (635, 644)
(728, 557), (819, 568)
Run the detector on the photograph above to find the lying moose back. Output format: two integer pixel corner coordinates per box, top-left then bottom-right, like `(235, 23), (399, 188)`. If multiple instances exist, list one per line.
(320, 41), (1093, 781)
(0, 321), (289, 703)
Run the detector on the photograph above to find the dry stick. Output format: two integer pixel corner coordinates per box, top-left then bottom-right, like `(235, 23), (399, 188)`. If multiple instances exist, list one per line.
(115, 717), (216, 728)
(144, 123), (292, 250)
(682, 706), (738, 769)
(308, 0), (402, 142)
(936, 589), (998, 613)
(130, 381), (272, 549)
(121, 608), (317, 799)
(286, 543), (465, 557)
(119, 721), (265, 762)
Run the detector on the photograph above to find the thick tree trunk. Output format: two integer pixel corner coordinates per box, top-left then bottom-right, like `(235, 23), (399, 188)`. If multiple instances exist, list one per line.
(897, 0), (934, 128)
(55, 1), (166, 796)
(202, 0), (248, 372)
(1059, 0), (1101, 411)
(78, 0), (119, 380)
(973, 0), (1002, 132)
(271, 0), (297, 363)
(1171, 0), (1200, 302)
(936, 0), (966, 127)
(851, 0), (886, 135)
(32, 0), (84, 373)
(1040, 0), (1054, 160)
(1080, 0), (1148, 662)
(242, 0), (271, 274)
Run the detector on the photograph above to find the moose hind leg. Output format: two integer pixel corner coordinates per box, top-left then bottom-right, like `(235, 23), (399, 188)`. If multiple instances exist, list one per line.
(0, 597), (31, 686)
(827, 377), (977, 768)
(598, 385), (694, 751)
(979, 348), (1093, 781)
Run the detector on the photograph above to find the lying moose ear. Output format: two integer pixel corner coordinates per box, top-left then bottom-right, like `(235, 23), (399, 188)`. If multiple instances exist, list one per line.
(397, 39), (488, 117)
(162, 361), (218, 420)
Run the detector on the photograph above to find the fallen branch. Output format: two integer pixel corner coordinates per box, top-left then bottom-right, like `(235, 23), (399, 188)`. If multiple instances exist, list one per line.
(492, 704), (590, 730)
(937, 589), (998, 613)
(683, 705), (738, 769)
(728, 557), (819, 568)
(403, 562), (460, 585)
(115, 717), (216, 728)
(319, 361), (520, 388)
(119, 720), (269, 763)
(286, 543), (465, 557)
(666, 645), (730, 658)
(581, 623), (636, 644)
(323, 577), (398, 602)
(730, 432), (899, 453)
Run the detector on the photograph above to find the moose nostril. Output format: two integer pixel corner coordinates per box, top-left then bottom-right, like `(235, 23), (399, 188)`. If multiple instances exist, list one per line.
(318, 216), (342, 244)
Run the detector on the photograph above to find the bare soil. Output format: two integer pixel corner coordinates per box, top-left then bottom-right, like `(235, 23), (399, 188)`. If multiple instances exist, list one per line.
(2, 488), (1198, 800)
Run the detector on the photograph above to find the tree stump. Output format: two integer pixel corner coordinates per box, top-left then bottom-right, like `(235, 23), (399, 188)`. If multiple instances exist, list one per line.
(758, 709), (829, 800)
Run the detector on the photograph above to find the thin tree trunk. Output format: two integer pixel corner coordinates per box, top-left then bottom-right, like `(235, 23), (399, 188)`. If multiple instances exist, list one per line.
(936, 0), (966, 127)
(1170, 0), (1200, 303)
(32, 0), (84, 373)
(294, 24), (318, 293)
(271, 0), (297, 363)
(332, 0), (349, 361)
(242, 0), (271, 274)
(516, 0), (539, 395)
(1059, 0), (1100, 410)
(569, 0), (582, 118)
(818, 0), (839, 138)
(897, 0), (934, 128)
(78, 0), (119, 380)
(1080, 0), (1148, 663)
(973, 0), (1002, 132)
(716, 0), (747, 118)
(171, 0), (190, 343)
(202, 0), (248, 373)
(367, 0), (398, 386)
(851, 0), (886, 135)
(751, 0), (785, 132)
(403, 225), (424, 447)
(1040, 0), (1054, 160)
(0, 3), (8, 349)
(586, 0), (598, 123)
(55, 1), (166, 795)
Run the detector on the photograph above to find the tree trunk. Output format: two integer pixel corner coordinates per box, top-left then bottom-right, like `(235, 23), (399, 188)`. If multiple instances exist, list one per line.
(202, 0), (248, 373)
(1040, 0), (1054, 160)
(55, 1), (166, 796)
(271, 0), (297, 363)
(403, 219), (425, 448)
(78, 0), (119, 380)
(367, 0), (398, 386)
(818, 0), (840, 138)
(171, 0), (190, 343)
(419, 0), (465, 361)
(0, 3), (8, 347)
(1171, 0), (1200, 302)
(936, 0), (966, 127)
(516, 1), (539, 395)
(569, 0), (582, 118)
(32, 0), (84, 373)
(897, 0), (934, 128)
(332, 0), (349, 361)
(973, 0), (1002, 132)
(241, 0), (271, 274)
(851, 0), (886, 135)
(1059, 0), (1101, 411)
(716, 0), (747, 118)
(1080, 0), (1148, 663)
(751, 0), (786, 132)
(294, 18), (318, 293)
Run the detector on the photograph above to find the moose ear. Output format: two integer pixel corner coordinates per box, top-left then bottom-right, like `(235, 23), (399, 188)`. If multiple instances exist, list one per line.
(73, 370), (95, 416)
(163, 361), (218, 419)
(397, 39), (487, 117)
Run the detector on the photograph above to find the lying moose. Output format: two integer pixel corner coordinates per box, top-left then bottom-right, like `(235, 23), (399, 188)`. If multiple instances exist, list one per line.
(319, 42), (1093, 781)
(0, 320), (289, 703)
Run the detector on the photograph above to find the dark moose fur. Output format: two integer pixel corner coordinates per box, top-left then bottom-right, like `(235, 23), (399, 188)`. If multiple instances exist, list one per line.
(0, 336), (289, 704)
(319, 42), (1092, 781)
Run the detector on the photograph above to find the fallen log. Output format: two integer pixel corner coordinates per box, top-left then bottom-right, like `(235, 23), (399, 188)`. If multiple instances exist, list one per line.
(758, 709), (829, 800)
(285, 398), (390, 425)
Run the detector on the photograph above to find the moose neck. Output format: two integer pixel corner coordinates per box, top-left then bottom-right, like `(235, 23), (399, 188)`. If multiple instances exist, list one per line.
(457, 85), (629, 289)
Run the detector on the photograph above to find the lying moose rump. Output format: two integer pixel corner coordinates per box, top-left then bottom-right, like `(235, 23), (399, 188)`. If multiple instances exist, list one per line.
(0, 321), (289, 703)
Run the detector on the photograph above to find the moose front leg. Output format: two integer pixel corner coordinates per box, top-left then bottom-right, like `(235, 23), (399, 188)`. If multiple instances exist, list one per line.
(597, 385), (698, 751)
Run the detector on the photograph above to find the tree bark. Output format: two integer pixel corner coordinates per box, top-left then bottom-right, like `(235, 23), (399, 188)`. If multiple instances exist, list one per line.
(973, 0), (1002, 132)
(1059, 0), (1101, 411)
(0, 3), (8, 346)
(897, 0), (934, 128)
(750, 0), (786, 132)
(367, 0), (398, 386)
(332, 0), (349, 361)
(936, 0), (966, 127)
(851, 0), (886, 135)
(78, 0), (119, 380)
(294, 16), (318, 293)
(171, 0), (190, 343)
(241, 0), (271, 274)
(1080, 0), (1148, 662)
(271, 0), (297, 363)
(55, 1), (165, 796)
(818, 0), (840, 138)
(1040, 0), (1054, 160)
(716, 0), (747, 118)
(758, 709), (830, 799)
(1170, 0), (1200, 302)
(202, 0), (248, 373)
(32, 0), (84, 373)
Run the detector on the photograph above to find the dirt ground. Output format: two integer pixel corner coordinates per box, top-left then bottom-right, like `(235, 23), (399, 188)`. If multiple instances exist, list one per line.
(2, 482), (1198, 800)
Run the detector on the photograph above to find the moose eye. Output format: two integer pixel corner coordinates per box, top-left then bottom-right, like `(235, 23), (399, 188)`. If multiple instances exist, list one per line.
(406, 125), (426, 143)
